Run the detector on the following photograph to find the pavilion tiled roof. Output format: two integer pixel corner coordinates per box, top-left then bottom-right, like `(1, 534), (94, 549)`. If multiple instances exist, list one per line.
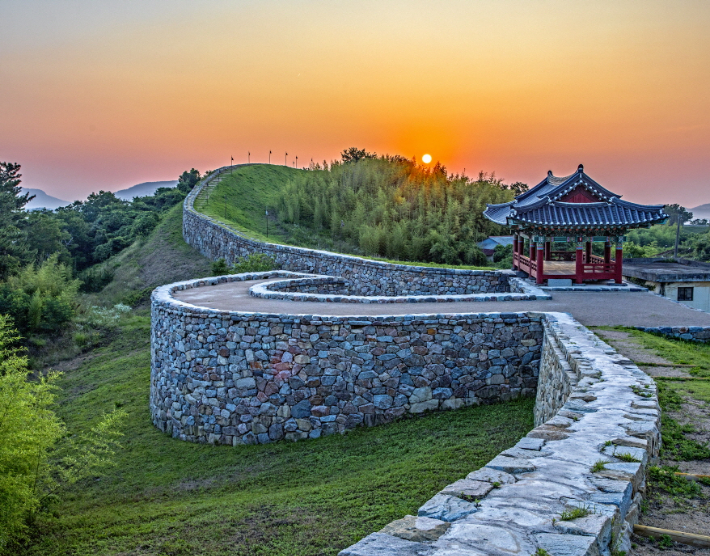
(484, 164), (667, 229)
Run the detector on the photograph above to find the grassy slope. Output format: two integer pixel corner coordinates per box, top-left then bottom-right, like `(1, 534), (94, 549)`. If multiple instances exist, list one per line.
(194, 164), (495, 270)
(15, 203), (534, 556)
(92, 202), (213, 306)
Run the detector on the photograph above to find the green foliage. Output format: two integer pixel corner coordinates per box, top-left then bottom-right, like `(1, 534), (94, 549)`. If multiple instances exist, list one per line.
(275, 156), (515, 265)
(0, 316), (64, 547)
(340, 147), (378, 163)
(657, 534), (673, 549)
(534, 549), (551, 556)
(176, 168), (201, 195)
(0, 315), (126, 550)
(648, 466), (703, 498)
(231, 253), (277, 273)
(591, 460), (607, 473)
(211, 258), (230, 276)
(559, 506), (591, 520)
(77, 266), (115, 293)
(0, 255), (80, 336)
(211, 254), (278, 276)
(0, 162), (34, 280)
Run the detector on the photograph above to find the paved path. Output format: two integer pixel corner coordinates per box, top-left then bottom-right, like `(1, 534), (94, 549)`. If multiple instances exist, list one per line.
(174, 279), (710, 328)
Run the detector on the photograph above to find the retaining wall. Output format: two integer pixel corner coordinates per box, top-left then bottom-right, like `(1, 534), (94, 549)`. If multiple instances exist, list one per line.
(635, 325), (710, 343)
(183, 166), (515, 296)
(150, 272), (544, 446)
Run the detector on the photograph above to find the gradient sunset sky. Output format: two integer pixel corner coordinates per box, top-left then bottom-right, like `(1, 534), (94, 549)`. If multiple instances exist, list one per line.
(2, 1), (709, 206)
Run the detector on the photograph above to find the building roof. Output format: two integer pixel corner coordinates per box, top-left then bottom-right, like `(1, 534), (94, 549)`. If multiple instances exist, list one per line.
(622, 258), (710, 283)
(484, 164), (667, 230)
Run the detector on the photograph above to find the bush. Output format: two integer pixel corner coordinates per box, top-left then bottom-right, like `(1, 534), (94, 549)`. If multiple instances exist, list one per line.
(0, 315), (125, 549)
(0, 315), (63, 546)
(78, 266), (115, 293)
(211, 258), (230, 276)
(0, 255), (80, 337)
(211, 254), (277, 276)
(232, 253), (277, 273)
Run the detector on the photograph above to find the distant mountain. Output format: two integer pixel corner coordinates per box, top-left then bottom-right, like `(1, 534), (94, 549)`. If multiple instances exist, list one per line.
(21, 188), (70, 210)
(114, 180), (178, 201)
(690, 203), (710, 220)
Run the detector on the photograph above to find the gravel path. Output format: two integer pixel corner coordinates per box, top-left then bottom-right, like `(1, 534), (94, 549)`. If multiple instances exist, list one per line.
(174, 279), (710, 328)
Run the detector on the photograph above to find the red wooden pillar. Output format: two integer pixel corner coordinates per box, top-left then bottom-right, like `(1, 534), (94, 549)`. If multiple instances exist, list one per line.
(585, 241), (592, 263)
(536, 241), (545, 284)
(575, 241), (584, 284)
(544, 240), (551, 261)
(615, 242), (623, 284)
(604, 240), (611, 265)
(512, 234), (519, 269)
(529, 240), (536, 261)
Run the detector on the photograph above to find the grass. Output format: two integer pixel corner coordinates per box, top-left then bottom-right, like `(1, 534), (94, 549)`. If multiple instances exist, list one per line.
(559, 506), (591, 521)
(88, 202), (213, 307)
(14, 307), (535, 555)
(604, 327), (710, 379)
(591, 460), (608, 473)
(657, 382), (710, 461)
(192, 164), (495, 271)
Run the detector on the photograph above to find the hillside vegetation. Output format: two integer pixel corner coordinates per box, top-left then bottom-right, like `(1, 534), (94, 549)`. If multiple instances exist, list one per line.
(195, 155), (519, 267)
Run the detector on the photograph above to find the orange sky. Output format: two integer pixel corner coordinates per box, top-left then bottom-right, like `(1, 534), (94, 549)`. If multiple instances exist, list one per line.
(1, 1), (709, 207)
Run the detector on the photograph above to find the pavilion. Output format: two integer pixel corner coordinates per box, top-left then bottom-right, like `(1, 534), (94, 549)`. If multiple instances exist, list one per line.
(483, 164), (668, 285)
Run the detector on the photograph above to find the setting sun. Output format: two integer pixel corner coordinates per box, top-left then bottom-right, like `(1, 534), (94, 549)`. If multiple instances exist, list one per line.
(422, 154), (432, 164)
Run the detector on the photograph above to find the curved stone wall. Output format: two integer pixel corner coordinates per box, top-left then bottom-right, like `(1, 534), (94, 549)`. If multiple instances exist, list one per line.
(249, 275), (549, 303)
(150, 272), (544, 446)
(182, 165), (525, 297)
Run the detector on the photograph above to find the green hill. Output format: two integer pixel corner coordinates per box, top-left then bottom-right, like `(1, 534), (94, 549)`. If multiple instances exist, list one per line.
(90, 202), (212, 306)
(193, 163), (501, 269)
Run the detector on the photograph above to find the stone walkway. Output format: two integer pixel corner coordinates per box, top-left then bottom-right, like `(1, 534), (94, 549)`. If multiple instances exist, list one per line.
(174, 279), (710, 328)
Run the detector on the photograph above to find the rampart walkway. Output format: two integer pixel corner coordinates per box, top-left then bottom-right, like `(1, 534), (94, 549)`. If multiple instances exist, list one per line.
(175, 278), (710, 327)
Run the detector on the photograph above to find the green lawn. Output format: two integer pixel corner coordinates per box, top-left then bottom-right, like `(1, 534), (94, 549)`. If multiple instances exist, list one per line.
(17, 310), (534, 555)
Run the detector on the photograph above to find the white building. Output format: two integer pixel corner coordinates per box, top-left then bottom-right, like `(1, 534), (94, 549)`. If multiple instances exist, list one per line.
(623, 258), (710, 313)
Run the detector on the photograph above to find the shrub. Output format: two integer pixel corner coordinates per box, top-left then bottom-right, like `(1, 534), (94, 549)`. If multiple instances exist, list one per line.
(0, 315), (125, 549)
(0, 255), (80, 337)
(211, 258), (230, 276)
(232, 253), (277, 273)
(78, 266), (115, 293)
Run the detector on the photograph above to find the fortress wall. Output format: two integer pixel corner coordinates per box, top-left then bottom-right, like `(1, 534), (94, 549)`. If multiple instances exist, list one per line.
(150, 273), (543, 446)
(164, 167), (662, 556)
(182, 166), (513, 296)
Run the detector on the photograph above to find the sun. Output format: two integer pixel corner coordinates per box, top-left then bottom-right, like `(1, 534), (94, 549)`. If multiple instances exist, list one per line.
(422, 154), (432, 164)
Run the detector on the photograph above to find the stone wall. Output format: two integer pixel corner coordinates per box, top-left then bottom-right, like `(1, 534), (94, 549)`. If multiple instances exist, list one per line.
(182, 166), (516, 296)
(150, 272), (544, 446)
(249, 275), (550, 304)
(635, 325), (710, 343)
(342, 313), (660, 556)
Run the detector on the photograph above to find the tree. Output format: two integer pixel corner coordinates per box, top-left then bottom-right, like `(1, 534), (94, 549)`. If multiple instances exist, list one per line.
(0, 162), (34, 279)
(665, 204), (693, 258)
(177, 168), (201, 194)
(340, 147), (377, 164)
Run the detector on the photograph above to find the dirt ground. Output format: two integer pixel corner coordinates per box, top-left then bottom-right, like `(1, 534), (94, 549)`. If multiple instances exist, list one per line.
(594, 330), (710, 556)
